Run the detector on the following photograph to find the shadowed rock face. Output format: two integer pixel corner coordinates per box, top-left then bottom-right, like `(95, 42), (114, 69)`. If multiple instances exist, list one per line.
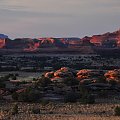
(0, 34), (8, 48)
(0, 39), (5, 48)
(0, 29), (120, 52)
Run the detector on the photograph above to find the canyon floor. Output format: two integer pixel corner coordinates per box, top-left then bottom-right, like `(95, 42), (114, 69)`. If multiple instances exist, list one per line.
(1, 102), (120, 120)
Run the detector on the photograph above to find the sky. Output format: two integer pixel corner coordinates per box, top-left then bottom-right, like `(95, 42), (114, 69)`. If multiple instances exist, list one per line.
(0, 0), (120, 39)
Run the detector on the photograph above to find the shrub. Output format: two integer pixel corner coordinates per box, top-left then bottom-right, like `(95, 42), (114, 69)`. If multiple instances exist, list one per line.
(12, 104), (18, 115)
(97, 76), (107, 83)
(13, 88), (42, 102)
(64, 77), (79, 86)
(78, 84), (95, 104)
(18, 92), (28, 102)
(80, 94), (95, 104)
(87, 95), (95, 104)
(11, 76), (16, 80)
(33, 78), (37, 81)
(64, 92), (80, 103)
(12, 92), (18, 101)
(32, 107), (40, 114)
(79, 84), (88, 96)
(40, 99), (49, 106)
(0, 82), (5, 88)
(18, 90), (41, 102)
(115, 106), (120, 116)
(98, 90), (108, 98)
(37, 77), (51, 87)
(49, 111), (53, 114)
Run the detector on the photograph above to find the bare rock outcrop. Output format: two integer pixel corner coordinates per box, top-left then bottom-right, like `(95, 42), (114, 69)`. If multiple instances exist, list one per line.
(104, 69), (120, 83)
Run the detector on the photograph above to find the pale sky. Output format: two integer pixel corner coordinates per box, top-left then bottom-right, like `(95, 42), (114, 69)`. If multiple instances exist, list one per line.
(0, 0), (120, 39)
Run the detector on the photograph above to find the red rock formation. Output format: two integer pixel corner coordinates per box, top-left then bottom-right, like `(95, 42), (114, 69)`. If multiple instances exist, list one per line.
(0, 29), (120, 52)
(0, 34), (8, 48)
(104, 69), (120, 83)
(90, 29), (120, 46)
(0, 39), (5, 48)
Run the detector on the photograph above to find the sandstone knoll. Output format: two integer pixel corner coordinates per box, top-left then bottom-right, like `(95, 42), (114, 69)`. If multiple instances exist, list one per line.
(43, 67), (120, 84)
(44, 67), (101, 84)
(105, 69), (120, 83)
(0, 29), (120, 54)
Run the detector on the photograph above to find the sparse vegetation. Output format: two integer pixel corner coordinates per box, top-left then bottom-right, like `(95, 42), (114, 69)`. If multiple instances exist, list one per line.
(1, 61), (120, 119)
(12, 88), (42, 102)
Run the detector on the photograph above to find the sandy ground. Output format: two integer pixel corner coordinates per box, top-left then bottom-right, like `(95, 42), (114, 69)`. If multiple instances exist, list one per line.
(1, 102), (120, 120)
(8, 114), (120, 120)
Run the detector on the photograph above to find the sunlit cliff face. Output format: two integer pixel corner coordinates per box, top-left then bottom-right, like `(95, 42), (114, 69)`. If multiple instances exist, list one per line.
(0, 29), (120, 51)
(24, 38), (56, 51)
(90, 30), (120, 46)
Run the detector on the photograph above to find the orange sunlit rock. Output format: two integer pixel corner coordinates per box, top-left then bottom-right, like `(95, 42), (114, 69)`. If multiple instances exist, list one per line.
(0, 39), (5, 48)
(104, 69), (120, 83)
